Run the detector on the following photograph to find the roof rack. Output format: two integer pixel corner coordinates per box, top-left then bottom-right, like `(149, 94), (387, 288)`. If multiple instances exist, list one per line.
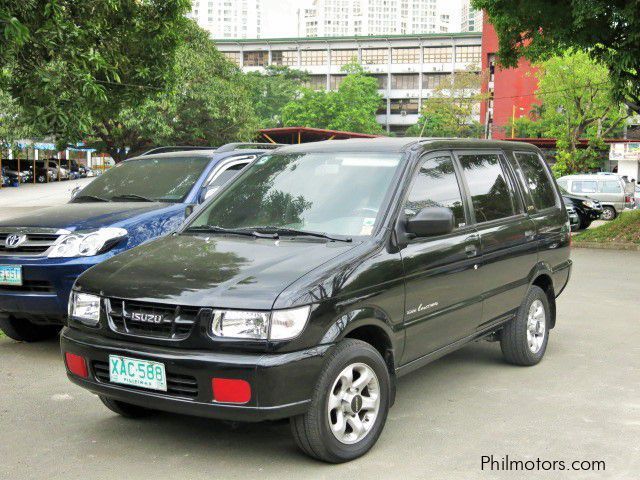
(215, 142), (284, 153)
(141, 146), (217, 156)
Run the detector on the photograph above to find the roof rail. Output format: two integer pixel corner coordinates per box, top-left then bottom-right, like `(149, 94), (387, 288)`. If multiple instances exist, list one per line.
(215, 142), (284, 153)
(141, 146), (217, 156)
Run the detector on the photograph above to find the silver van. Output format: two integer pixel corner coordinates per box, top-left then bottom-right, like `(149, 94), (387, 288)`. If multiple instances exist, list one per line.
(557, 173), (635, 220)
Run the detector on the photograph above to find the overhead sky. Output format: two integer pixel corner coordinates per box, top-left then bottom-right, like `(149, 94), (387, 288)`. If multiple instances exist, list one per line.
(260, 0), (464, 38)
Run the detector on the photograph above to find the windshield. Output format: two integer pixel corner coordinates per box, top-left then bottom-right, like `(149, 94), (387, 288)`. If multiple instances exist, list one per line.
(188, 152), (403, 237)
(75, 156), (210, 202)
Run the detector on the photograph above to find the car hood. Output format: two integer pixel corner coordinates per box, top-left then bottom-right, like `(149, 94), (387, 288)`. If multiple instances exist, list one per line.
(77, 234), (359, 310)
(0, 202), (182, 231)
(562, 193), (598, 203)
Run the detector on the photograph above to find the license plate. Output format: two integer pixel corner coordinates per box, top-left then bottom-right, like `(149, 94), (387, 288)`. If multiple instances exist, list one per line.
(0, 265), (22, 286)
(109, 355), (167, 392)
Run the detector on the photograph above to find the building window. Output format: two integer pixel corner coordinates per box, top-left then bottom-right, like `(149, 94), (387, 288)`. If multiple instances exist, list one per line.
(272, 51), (298, 66)
(330, 49), (358, 66)
(390, 98), (419, 115)
(243, 51), (268, 67)
(329, 75), (346, 90)
(222, 51), (241, 66)
(423, 73), (448, 89)
(304, 75), (327, 90)
(391, 73), (419, 90)
(456, 45), (481, 63)
(371, 74), (388, 90)
(424, 46), (452, 63)
(300, 50), (327, 66)
(362, 48), (389, 65)
(392, 48), (420, 64)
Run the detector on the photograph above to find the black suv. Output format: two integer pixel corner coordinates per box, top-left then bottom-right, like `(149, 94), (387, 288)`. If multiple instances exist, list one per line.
(61, 139), (572, 463)
(559, 187), (603, 230)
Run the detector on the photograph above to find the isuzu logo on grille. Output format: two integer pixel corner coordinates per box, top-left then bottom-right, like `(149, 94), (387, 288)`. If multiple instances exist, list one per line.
(5, 234), (27, 249)
(130, 312), (165, 324)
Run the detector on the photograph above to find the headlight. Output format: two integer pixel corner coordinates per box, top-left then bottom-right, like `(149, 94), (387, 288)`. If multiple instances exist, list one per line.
(582, 200), (597, 208)
(211, 306), (310, 340)
(69, 292), (101, 327)
(49, 228), (127, 258)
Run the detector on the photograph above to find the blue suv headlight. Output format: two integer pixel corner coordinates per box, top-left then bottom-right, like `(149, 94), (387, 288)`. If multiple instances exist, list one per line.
(48, 228), (127, 258)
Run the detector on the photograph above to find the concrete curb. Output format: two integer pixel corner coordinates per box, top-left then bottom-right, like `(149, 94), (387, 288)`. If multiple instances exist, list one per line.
(572, 242), (640, 251)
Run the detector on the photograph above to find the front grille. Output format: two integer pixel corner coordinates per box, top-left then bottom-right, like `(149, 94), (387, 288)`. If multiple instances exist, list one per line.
(0, 232), (62, 256)
(0, 280), (55, 293)
(92, 361), (199, 399)
(106, 298), (201, 339)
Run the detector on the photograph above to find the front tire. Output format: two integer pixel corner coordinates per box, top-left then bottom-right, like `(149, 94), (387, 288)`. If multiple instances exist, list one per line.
(578, 214), (592, 230)
(0, 316), (61, 342)
(500, 286), (550, 366)
(290, 339), (390, 463)
(601, 206), (617, 221)
(99, 396), (155, 418)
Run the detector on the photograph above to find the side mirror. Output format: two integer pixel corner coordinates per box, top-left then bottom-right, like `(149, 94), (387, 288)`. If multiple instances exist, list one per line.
(405, 207), (455, 238)
(71, 186), (81, 198)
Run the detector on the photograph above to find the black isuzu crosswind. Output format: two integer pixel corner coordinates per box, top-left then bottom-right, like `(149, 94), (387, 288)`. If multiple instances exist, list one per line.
(62, 138), (572, 463)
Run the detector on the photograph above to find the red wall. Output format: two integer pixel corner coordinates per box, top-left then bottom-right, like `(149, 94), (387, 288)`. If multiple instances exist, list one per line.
(480, 17), (539, 139)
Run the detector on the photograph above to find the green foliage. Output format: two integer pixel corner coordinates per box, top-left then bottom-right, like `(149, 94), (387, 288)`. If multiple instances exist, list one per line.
(88, 22), (258, 161)
(473, 0), (640, 113)
(0, 88), (36, 150)
(1, 0), (192, 146)
(573, 210), (640, 245)
(281, 62), (384, 135)
(244, 66), (308, 128)
(406, 69), (486, 138)
(525, 51), (629, 175)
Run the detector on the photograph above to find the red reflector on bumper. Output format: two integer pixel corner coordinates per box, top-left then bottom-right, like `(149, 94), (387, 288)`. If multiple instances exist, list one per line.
(65, 352), (88, 378)
(212, 378), (251, 404)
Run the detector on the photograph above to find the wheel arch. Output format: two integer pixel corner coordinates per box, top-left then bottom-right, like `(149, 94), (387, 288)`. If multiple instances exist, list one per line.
(529, 270), (556, 329)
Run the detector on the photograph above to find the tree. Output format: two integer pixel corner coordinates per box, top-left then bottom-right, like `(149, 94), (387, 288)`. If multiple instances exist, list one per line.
(1, 0), (191, 146)
(0, 88), (33, 152)
(87, 22), (259, 162)
(524, 51), (629, 176)
(406, 69), (486, 138)
(281, 63), (384, 135)
(244, 66), (308, 128)
(473, 0), (640, 113)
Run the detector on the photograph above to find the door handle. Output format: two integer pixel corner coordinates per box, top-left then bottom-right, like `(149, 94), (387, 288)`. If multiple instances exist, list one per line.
(465, 245), (478, 257)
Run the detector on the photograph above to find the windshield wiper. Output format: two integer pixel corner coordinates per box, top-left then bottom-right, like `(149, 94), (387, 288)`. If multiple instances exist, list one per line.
(247, 226), (352, 243)
(183, 225), (276, 238)
(111, 194), (155, 202)
(73, 194), (109, 203)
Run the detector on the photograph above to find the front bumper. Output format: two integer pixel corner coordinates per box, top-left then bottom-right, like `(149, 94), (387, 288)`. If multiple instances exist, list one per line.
(61, 327), (332, 422)
(0, 256), (105, 323)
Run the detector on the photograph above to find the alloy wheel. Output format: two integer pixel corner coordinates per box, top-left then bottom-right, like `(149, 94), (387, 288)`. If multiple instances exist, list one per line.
(526, 299), (546, 354)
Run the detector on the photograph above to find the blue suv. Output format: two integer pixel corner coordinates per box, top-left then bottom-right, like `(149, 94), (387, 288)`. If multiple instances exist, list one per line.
(0, 144), (278, 341)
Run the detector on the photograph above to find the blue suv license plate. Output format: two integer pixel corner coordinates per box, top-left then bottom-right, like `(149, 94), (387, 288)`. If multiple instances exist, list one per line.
(0, 265), (22, 286)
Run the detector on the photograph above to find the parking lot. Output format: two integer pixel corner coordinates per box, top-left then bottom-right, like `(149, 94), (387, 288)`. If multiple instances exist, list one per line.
(1, 247), (638, 479)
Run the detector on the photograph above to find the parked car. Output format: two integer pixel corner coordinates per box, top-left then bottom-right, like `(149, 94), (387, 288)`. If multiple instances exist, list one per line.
(634, 184), (640, 209)
(564, 202), (580, 230)
(559, 187), (602, 229)
(61, 138), (572, 463)
(557, 173), (635, 220)
(28, 160), (56, 183)
(1, 171), (10, 187)
(0, 143), (280, 342)
(3, 160), (33, 184)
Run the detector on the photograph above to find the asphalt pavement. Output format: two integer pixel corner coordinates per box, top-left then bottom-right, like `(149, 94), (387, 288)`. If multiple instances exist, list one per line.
(1, 248), (638, 479)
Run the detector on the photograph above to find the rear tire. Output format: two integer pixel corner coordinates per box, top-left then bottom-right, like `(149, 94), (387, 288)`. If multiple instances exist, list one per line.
(601, 206), (617, 221)
(500, 286), (550, 366)
(0, 316), (61, 342)
(99, 396), (155, 418)
(290, 339), (390, 463)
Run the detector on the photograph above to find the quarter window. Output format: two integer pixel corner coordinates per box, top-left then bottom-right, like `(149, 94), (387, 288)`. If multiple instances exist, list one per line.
(599, 181), (622, 193)
(459, 154), (516, 222)
(404, 155), (466, 229)
(514, 152), (557, 210)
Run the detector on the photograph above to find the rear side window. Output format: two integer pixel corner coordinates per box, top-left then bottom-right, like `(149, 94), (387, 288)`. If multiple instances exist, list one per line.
(572, 180), (597, 194)
(404, 155), (466, 229)
(458, 153), (516, 223)
(514, 152), (557, 210)
(598, 181), (622, 193)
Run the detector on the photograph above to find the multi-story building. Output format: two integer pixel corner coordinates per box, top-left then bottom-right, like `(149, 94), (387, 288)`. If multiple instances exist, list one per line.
(299, 0), (449, 38)
(216, 32), (483, 134)
(188, 0), (262, 39)
(461, 0), (483, 32)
